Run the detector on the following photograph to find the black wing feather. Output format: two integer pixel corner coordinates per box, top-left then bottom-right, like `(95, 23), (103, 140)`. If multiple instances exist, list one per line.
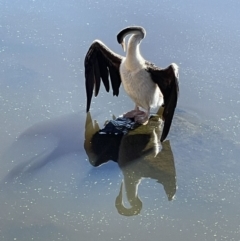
(109, 66), (121, 96)
(84, 41), (123, 112)
(98, 56), (110, 92)
(93, 57), (101, 97)
(85, 65), (95, 113)
(146, 62), (179, 142)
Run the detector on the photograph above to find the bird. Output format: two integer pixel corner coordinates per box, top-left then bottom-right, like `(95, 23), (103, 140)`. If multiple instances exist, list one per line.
(84, 26), (179, 142)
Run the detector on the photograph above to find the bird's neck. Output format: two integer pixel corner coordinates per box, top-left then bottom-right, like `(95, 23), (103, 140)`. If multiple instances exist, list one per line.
(125, 36), (144, 70)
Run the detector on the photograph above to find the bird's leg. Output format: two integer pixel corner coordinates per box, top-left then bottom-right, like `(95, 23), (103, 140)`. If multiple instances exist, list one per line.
(134, 108), (150, 125)
(123, 105), (145, 118)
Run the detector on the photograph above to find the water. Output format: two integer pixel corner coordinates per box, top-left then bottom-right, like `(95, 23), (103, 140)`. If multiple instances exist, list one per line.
(0, 0), (240, 240)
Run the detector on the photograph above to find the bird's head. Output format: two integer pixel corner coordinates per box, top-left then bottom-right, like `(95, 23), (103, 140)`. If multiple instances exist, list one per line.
(117, 26), (146, 52)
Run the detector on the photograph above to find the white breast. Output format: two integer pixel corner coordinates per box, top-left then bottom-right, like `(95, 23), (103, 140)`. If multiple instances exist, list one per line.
(120, 59), (163, 111)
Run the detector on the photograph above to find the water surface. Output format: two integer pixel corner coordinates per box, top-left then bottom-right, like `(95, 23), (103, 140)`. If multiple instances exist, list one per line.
(0, 0), (240, 240)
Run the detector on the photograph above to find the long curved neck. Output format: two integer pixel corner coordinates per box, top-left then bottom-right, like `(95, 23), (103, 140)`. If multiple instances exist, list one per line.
(125, 35), (144, 70)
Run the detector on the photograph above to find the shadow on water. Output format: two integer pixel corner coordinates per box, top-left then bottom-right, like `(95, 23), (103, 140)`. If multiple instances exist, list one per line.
(1, 112), (86, 184)
(85, 111), (177, 216)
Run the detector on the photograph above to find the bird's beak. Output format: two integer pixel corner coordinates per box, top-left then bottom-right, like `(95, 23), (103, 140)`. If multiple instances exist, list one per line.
(121, 39), (126, 52)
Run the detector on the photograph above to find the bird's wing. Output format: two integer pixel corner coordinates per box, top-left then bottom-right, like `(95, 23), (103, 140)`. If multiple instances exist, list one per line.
(146, 62), (179, 142)
(84, 40), (123, 112)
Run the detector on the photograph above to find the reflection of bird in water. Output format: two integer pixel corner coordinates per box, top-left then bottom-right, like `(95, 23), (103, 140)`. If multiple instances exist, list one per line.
(84, 26), (179, 142)
(84, 109), (176, 216)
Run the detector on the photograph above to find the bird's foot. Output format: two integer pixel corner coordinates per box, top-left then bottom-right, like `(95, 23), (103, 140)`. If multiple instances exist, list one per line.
(134, 112), (149, 125)
(123, 109), (145, 119)
(123, 109), (149, 124)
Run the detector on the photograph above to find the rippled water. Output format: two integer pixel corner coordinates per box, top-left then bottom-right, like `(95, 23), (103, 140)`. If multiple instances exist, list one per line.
(0, 0), (240, 240)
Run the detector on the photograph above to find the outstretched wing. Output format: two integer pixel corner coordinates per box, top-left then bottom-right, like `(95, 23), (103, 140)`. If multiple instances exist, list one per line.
(84, 40), (123, 112)
(146, 62), (179, 142)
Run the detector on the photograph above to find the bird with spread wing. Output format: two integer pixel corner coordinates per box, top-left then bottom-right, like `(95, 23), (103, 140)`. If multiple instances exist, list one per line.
(84, 26), (179, 142)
